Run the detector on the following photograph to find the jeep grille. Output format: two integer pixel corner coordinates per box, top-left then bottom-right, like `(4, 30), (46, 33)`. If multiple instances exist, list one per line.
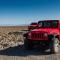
(31, 33), (43, 39)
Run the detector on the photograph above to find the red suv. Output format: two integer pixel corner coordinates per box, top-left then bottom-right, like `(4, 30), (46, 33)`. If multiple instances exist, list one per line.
(23, 20), (60, 53)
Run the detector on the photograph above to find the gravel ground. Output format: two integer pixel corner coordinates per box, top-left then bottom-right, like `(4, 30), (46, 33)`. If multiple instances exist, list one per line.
(0, 45), (60, 60)
(0, 32), (60, 60)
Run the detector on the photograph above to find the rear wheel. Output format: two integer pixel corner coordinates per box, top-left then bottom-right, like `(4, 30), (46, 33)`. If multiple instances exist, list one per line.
(50, 38), (59, 54)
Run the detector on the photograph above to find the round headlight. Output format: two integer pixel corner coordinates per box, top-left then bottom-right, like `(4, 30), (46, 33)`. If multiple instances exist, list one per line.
(44, 33), (48, 37)
(28, 33), (31, 36)
(28, 33), (31, 39)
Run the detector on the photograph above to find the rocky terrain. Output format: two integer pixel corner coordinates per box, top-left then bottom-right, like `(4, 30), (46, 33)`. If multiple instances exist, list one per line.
(0, 32), (24, 50)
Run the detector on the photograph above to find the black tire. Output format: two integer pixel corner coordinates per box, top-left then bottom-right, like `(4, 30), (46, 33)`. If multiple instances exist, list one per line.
(24, 38), (33, 50)
(50, 38), (59, 54)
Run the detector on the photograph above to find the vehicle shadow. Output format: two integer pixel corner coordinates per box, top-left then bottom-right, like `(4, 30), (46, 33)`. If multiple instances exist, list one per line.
(0, 44), (51, 56)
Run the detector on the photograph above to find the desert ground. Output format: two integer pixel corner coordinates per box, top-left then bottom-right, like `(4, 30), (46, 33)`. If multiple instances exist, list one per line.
(0, 26), (60, 60)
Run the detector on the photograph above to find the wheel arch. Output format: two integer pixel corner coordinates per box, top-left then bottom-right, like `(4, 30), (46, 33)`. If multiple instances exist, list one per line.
(48, 34), (59, 40)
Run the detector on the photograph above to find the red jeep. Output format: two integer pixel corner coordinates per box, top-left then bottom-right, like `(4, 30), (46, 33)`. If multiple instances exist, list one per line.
(24, 20), (60, 53)
(28, 22), (38, 31)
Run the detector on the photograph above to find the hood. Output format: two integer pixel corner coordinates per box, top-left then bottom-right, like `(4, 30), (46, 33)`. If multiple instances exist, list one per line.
(31, 28), (59, 35)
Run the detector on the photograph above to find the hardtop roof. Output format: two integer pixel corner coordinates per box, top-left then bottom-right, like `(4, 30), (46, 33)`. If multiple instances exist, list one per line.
(38, 20), (60, 22)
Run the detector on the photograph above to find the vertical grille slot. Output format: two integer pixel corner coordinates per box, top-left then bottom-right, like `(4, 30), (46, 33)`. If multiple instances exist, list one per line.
(31, 33), (43, 39)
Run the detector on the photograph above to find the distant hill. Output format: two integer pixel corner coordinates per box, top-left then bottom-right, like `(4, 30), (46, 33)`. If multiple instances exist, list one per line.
(0, 26), (28, 33)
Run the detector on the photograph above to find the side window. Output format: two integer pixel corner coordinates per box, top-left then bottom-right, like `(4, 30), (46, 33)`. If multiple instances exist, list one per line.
(52, 22), (58, 27)
(44, 22), (50, 27)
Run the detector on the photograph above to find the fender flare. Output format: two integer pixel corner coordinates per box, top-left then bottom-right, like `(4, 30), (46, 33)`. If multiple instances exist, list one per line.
(48, 34), (59, 41)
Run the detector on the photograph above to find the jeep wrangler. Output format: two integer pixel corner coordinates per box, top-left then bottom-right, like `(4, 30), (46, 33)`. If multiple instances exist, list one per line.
(23, 20), (60, 53)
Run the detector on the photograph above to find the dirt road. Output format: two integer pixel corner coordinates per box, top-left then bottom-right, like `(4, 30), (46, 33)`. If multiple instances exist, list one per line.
(0, 44), (60, 60)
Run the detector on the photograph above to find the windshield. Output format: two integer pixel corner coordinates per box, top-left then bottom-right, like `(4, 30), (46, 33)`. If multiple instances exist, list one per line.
(38, 21), (58, 28)
(31, 23), (37, 25)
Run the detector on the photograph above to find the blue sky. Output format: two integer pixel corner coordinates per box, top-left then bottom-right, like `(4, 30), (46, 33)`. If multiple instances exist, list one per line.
(0, 0), (60, 25)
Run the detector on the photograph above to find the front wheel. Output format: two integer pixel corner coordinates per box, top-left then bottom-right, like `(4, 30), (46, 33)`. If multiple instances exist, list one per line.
(24, 38), (33, 50)
(50, 38), (59, 54)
